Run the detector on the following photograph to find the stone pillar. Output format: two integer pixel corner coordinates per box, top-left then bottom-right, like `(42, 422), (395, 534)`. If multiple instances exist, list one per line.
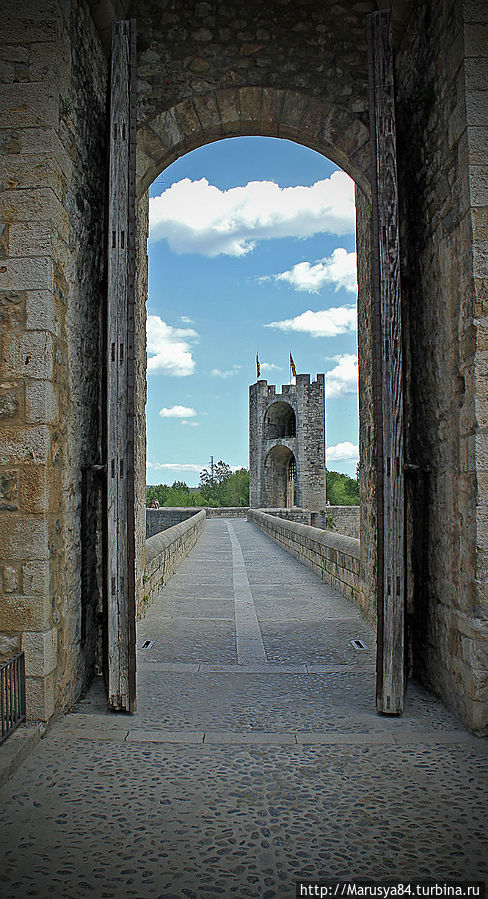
(0, 0), (108, 720)
(395, 0), (488, 733)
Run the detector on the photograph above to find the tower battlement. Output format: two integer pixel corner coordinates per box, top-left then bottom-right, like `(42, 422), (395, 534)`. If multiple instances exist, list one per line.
(249, 374), (326, 509)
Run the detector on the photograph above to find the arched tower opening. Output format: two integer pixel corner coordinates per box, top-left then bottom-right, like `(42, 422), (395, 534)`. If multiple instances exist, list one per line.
(265, 402), (296, 439)
(264, 445), (297, 508)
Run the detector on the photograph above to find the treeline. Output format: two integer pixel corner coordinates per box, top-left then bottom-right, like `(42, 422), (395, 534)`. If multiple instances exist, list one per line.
(146, 462), (250, 508)
(146, 464), (359, 508)
(326, 470), (360, 505)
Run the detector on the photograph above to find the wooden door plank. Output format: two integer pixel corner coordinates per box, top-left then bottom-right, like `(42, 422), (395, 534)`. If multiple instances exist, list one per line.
(367, 9), (405, 715)
(107, 19), (137, 712)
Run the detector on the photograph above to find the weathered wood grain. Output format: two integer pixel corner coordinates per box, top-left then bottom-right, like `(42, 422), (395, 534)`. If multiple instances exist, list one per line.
(368, 9), (405, 715)
(106, 20), (137, 712)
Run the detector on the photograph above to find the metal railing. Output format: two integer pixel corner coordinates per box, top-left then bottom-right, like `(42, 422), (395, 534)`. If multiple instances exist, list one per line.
(0, 652), (26, 744)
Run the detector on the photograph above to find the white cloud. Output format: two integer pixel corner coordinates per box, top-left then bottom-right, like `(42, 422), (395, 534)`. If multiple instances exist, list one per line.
(266, 306), (357, 338)
(211, 365), (242, 379)
(326, 354), (358, 398)
(147, 462), (204, 473)
(327, 442), (359, 462)
(181, 420), (200, 427)
(260, 362), (282, 373)
(180, 315), (194, 323)
(149, 171), (355, 257)
(147, 315), (198, 377)
(159, 405), (197, 419)
(268, 248), (357, 294)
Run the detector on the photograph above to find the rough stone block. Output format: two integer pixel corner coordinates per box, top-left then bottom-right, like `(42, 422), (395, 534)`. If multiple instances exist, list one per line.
(0, 634), (19, 658)
(0, 255), (53, 293)
(279, 90), (305, 135)
(0, 289), (26, 329)
(194, 93), (221, 136)
(25, 671), (55, 722)
(0, 467), (18, 510)
(22, 559), (49, 594)
(173, 99), (203, 141)
(464, 24), (488, 57)
(238, 87), (261, 130)
(19, 464), (49, 513)
(0, 83), (58, 129)
(0, 425), (50, 465)
(215, 89), (240, 134)
(8, 222), (52, 258)
(0, 381), (23, 420)
(25, 380), (57, 424)
(0, 129), (21, 154)
(150, 108), (185, 152)
(2, 564), (19, 592)
(0, 515), (49, 560)
(25, 289), (57, 334)
(2, 330), (53, 380)
(0, 189), (68, 241)
(469, 164), (488, 207)
(0, 593), (50, 630)
(22, 627), (57, 677)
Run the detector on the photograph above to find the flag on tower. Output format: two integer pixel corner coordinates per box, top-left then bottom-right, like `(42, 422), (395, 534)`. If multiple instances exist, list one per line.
(256, 353), (261, 379)
(289, 353), (297, 378)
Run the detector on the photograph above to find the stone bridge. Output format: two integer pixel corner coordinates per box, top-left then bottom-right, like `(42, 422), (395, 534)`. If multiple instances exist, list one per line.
(0, 515), (487, 896)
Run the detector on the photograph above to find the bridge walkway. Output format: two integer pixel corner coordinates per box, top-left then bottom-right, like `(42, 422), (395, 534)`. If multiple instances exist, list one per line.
(0, 519), (487, 897)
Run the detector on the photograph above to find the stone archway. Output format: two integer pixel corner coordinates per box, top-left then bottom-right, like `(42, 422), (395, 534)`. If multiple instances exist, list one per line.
(264, 445), (297, 509)
(135, 87), (371, 201)
(131, 105), (384, 706)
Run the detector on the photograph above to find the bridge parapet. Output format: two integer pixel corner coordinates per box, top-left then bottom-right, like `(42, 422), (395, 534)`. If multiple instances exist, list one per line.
(247, 510), (370, 623)
(142, 510), (206, 617)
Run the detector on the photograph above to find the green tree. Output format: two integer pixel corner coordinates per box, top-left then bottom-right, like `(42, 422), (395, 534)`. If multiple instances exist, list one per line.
(198, 461), (249, 507)
(221, 468), (249, 506)
(199, 460), (231, 506)
(146, 484), (170, 506)
(326, 470), (360, 506)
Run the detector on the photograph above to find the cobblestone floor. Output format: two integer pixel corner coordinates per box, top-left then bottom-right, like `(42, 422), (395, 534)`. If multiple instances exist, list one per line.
(1, 519), (487, 898)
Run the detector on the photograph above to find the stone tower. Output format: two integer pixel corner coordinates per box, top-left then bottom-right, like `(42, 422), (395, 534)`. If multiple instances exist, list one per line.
(249, 374), (326, 510)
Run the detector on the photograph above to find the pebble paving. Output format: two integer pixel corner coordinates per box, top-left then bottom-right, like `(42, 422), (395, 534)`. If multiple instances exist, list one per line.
(1, 518), (487, 898)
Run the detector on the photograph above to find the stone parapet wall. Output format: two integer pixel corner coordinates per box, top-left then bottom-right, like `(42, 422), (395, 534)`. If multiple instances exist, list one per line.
(248, 510), (368, 619)
(142, 510), (206, 616)
(205, 507), (249, 519)
(264, 507), (360, 539)
(146, 508), (200, 538)
(146, 507), (249, 538)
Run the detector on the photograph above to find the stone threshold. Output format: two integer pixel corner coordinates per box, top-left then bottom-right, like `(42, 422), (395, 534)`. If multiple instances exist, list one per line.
(135, 662), (376, 674)
(51, 718), (485, 750)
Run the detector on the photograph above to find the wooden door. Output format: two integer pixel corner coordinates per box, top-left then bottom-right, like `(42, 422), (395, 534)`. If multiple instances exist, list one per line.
(106, 19), (137, 712)
(367, 10), (405, 715)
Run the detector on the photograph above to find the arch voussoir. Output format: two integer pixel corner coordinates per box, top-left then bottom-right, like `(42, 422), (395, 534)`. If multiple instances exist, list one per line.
(136, 86), (371, 198)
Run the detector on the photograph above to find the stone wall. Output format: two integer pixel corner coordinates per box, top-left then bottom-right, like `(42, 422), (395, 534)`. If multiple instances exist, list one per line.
(311, 507), (360, 540)
(248, 510), (365, 617)
(146, 506), (249, 538)
(142, 510), (206, 615)
(0, 0), (107, 720)
(264, 506), (360, 539)
(395, 0), (488, 734)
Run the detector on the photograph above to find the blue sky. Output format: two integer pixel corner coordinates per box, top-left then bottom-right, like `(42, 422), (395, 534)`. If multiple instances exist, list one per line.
(146, 137), (359, 487)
